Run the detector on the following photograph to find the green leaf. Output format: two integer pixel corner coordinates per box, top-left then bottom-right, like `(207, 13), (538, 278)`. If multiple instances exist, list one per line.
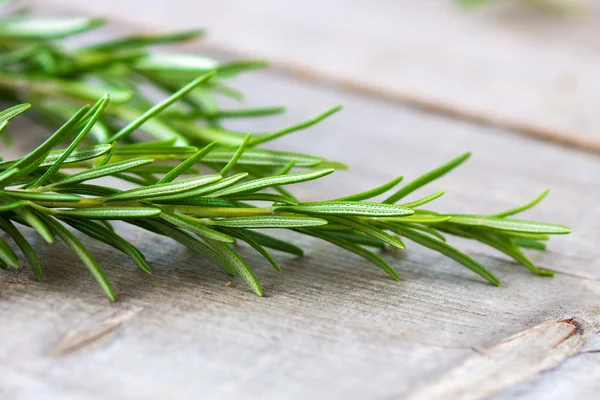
(2, 190), (81, 202)
(203, 106), (285, 119)
(0, 103), (30, 125)
(400, 190), (445, 208)
(221, 227), (281, 272)
(0, 216), (43, 279)
(0, 73), (133, 104)
(28, 95), (110, 188)
(300, 229), (399, 280)
(211, 169), (334, 197)
(82, 29), (204, 52)
(447, 215), (571, 234)
(404, 224), (447, 242)
(53, 184), (119, 197)
(239, 229), (304, 256)
(158, 209), (235, 243)
(380, 212), (451, 224)
(0, 105), (89, 184)
(437, 224), (553, 276)
(384, 152), (471, 204)
(335, 175), (404, 202)
(106, 174), (222, 202)
(0, 17), (104, 39)
(251, 106), (342, 146)
(201, 147), (324, 168)
(493, 189), (549, 218)
(128, 165), (201, 175)
(152, 172), (248, 202)
(219, 134), (251, 176)
(47, 157), (154, 188)
(134, 53), (218, 73)
(144, 219), (236, 276)
(62, 218), (151, 274)
(276, 201), (414, 217)
(381, 223), (501, 286)
(0, 200), (28, 212)
(113, 144), (197, 159)
(324, 231), (386, 248)
(108, 72), (215, 143)
(157, 142), (217, 184)
(274, 160), (296, 176)
(324, 216), (406, 249)
(109, 105), (188, 144)
(14, 206), (55, 243)
(216, 60), (268, 77)
(41, 144), (113, 166)
(36, 212), (116, 301)
(209, 215), (328, 229)
(204, 238), (263, 296)
(513, 238), (547, 251)
(54, 207), (161, 220)
(0, 235), (19, 268)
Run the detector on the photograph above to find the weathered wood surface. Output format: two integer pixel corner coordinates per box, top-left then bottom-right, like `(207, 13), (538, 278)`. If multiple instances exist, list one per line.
(2, 3), (600, 399)
(1, 68), (599, 399)
(44, 0), (600, 153)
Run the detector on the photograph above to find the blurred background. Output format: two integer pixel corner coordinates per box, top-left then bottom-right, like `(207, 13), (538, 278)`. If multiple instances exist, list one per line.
(45, 0), (600, 153)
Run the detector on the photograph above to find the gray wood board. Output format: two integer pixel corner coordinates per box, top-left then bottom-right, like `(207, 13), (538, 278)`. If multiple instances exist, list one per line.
(1, 67), (599, 399)
(42, 0), (600, 153)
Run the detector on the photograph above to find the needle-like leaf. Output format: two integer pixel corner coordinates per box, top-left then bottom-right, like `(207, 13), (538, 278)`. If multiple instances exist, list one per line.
(0, 103), (30, 124)
(0, 235), (19, 268)
(335, 176), (404, 202)
(54, 207), (161, 220)
(204, 238), (263, 296)
(276, 201), (414, 217)
(492, 189), (550, 218)
(62, 218), (152, 274)
(211, 169), (334, 197)
(106, 174), (222, 202)
(36, 212), (116, 300)
(108, 72), (215, 143)
(447, 215), (571, 234)
(209, 215), (328, 229)
(47, 157), (154, 188)
(380, 222), (501, 286)
(157, 142), (217, 184)
(0, 216), (43, 279)
(384, 152), (471, 204)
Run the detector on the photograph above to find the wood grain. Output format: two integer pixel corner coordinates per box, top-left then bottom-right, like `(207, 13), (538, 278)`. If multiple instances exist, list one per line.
(40, 0), (600, 154)
(2, 4), (600, 398)
(1, 67), (599, 399)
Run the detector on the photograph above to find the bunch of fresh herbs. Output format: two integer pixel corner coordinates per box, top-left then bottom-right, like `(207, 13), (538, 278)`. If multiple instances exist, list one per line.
(0, 8), (571, 300)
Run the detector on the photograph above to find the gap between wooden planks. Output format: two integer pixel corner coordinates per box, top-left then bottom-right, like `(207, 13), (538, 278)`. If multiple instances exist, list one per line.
(37, 0), (600, 156)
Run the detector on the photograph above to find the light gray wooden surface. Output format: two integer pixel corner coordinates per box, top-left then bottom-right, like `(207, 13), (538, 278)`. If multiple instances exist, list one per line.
(2, 3), (600, 400)
(45, 0), (600, 153)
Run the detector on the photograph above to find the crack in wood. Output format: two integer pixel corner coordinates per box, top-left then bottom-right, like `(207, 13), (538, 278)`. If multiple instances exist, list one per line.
(49, 306), (142, 358)
(405, 318), (590, 400)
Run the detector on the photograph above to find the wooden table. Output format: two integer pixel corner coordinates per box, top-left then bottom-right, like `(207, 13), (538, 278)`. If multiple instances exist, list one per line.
(1, 2), (599, 399)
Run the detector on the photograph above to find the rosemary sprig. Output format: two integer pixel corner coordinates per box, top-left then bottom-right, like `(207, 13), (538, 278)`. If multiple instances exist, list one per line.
(0, 101), (570, 300)
(0, 8), (345, 174)
(0, 7), (571, 299)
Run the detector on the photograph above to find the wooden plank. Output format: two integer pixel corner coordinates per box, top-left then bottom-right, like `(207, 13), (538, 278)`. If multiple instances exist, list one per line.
(1, 64), (599, 399)
(40, 0), (600, 153)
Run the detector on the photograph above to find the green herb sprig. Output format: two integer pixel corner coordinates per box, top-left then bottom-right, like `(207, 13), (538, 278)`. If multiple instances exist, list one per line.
(0, 100), (570, 300)
(0, 7), (344, 172)
(0, 7), (571, 300)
